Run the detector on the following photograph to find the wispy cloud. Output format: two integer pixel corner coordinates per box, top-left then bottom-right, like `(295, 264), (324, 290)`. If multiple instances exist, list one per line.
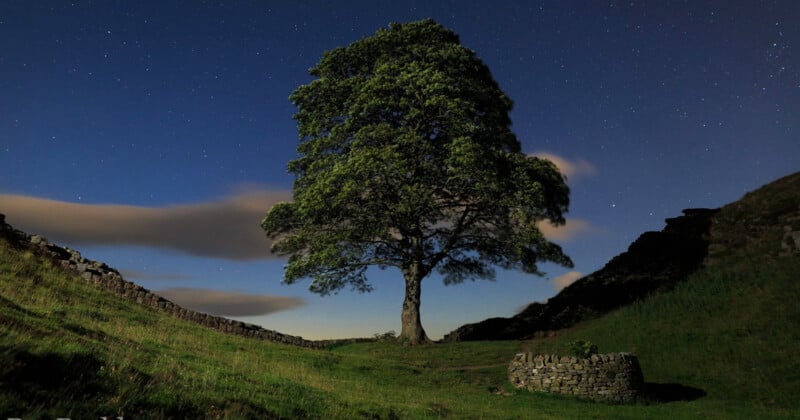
(552, 271), (583, 291)
(156, 288), (305, 316)
(537, 219), (592, 242)
(0, 188), (291, 260)
(529, 152), (596, 181)
(1, 182), (594, 259)
(527, 152), (596, 241)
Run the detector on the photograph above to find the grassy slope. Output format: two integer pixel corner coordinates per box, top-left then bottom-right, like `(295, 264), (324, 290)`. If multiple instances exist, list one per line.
(1, 175), (798, 419)
(524, 172), (800, 416)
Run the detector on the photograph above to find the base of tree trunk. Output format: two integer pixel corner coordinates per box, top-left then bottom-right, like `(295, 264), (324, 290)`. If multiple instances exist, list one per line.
(397, 328), (431, 345)
(400, 272), (430, 345)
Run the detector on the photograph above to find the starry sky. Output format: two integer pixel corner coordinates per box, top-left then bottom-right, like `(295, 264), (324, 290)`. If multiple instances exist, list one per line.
(1, 1), (798, 340)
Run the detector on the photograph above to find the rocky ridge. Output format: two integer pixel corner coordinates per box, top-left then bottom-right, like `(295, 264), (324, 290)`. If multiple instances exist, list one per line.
(443, 208), (720, 341)
(445, 171), (800, 342)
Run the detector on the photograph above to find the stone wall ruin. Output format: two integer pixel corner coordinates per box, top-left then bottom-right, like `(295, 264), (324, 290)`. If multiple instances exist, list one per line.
(508, 352), (644, 402)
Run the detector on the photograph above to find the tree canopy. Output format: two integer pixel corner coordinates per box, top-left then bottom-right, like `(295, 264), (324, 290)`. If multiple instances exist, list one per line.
(262, 19), (572, 344)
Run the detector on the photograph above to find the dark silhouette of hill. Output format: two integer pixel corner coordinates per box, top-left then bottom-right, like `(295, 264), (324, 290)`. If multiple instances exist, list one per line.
(444, 171), (800, 341)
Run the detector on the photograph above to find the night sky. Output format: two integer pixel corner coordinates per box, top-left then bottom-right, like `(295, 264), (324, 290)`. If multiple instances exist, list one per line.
(1, 1), (798, 339)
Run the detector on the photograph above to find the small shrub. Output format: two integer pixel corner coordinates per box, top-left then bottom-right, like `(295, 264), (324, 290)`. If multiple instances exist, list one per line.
(373, 330), (397, 342)
(570, 340), (598, 358)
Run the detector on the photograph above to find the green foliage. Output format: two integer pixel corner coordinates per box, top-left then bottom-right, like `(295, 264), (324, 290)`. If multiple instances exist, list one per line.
(262, 19), (572, 341)
(372, 330), (397, 341)
(569, 340), (599, 358)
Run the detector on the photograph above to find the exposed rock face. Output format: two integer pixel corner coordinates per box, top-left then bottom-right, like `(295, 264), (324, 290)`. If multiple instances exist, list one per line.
(508, 352), (644, 402)
(782, 226), (800, 256)
(706, 172), (800, 262)
(444, 208), (719, 341)
(0, 214), (368, 349)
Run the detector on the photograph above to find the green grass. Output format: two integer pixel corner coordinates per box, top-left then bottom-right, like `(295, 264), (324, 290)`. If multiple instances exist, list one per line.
(524, 255), (800, 414)
(1, 174), (799, 418)
(2, 239), (798, 419)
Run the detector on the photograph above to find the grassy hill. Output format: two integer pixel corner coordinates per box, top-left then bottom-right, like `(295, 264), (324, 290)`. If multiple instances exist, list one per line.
(1, 172), (798, 418)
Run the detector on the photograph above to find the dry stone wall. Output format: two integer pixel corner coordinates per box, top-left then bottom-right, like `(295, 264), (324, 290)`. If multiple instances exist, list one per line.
(508, 352), (644, 402)
(0, 214), (367, 349)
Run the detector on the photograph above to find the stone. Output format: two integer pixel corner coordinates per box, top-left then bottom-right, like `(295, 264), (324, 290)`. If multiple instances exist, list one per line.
(534, 355), (544, 367)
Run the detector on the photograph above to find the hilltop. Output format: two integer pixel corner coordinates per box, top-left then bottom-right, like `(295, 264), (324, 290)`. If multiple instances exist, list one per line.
(0, 171), (798, 418)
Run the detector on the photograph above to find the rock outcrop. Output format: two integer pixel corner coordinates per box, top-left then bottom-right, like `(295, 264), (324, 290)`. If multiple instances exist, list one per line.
(444, 208), (719, 341)
(0, 214), (368, 349)
(706, 172), (800, 262)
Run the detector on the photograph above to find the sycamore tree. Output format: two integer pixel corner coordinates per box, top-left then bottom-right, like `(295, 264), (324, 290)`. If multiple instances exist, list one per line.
(262, 19), (572, 344)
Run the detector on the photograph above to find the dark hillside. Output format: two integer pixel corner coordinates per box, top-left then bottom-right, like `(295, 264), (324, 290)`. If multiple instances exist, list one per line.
(445, 171), (800, 341)
(444, 208), (719, 341)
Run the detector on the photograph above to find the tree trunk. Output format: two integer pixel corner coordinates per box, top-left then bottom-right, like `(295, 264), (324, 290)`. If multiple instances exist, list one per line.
(399, 266), (430, 345)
